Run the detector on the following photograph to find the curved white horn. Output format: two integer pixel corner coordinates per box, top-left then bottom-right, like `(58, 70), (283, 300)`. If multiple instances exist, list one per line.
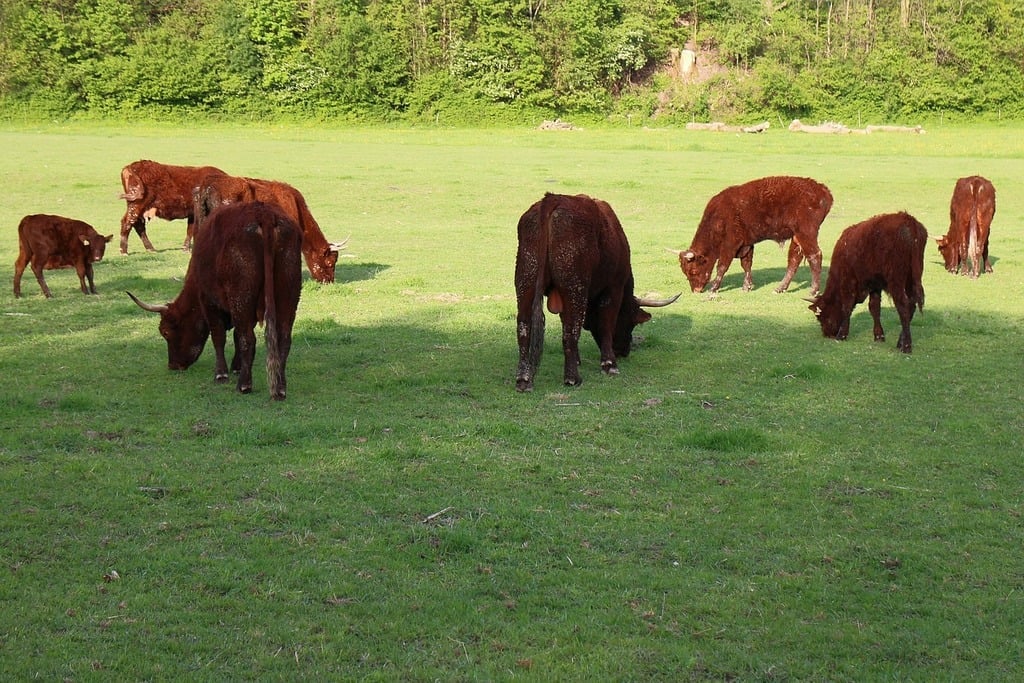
(636, 292), (681, 307)
(127, 291), (168, 313)
(328, 236), (350, 252)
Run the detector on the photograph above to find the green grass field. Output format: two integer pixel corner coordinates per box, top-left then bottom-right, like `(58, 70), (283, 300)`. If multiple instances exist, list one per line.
(1, 121), (1022, 680)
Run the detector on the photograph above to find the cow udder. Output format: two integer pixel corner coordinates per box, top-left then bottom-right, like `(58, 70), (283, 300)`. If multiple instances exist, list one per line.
(547, 289), (564, 314)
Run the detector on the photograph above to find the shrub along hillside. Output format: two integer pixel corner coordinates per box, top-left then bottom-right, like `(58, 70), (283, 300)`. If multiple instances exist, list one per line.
(2, 0), (1023, 124)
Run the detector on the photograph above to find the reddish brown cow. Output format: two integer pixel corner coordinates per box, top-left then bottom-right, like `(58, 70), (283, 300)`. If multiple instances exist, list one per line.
(808, 212), (927, 354)
(935, 176), (995, 278)
(119, 160), (227, 254)
(514, 193), (679, 392)
(194, 175), (346, 283)
(128, 202), (302, 400)
(673, 176), (832, 295)
(14, 214), (112, 298)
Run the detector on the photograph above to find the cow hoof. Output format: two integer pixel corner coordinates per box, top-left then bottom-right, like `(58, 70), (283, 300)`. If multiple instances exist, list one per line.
(272, 392), (286, 401)
(874, 335), (886, 342)
(564, 377), (582, 387)
(515, 380), (533, 393)
(215, 373), (229, 383)
(238, 385), (252, 394)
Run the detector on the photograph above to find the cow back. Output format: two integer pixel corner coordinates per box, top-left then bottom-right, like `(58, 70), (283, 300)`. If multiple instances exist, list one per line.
(694, 176), (832, 247)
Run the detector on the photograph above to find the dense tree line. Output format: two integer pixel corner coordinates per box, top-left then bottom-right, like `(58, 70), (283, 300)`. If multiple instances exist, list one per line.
(2, 0), (1022, 124)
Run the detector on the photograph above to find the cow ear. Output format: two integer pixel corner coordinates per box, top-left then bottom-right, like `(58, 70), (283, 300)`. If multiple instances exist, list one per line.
(634, 309), (652, 325)
(104, 234), (114, 243)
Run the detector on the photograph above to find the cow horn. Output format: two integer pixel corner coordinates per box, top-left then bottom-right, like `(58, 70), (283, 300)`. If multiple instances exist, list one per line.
(801, 297), (817, 304)
(636, 292), (681, 307)
(665, 248), (683, 256)
(328, 236), (350, 252)
(126, 291), (168, 313)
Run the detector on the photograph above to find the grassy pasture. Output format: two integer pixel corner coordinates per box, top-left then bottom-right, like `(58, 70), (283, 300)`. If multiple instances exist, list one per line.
(1, 121), (1022, 680)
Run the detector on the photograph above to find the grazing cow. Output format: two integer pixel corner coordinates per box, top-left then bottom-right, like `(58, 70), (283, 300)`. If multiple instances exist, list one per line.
(807, 212), (927, 354)
(128, 202), (302, 399)
(194, 175), (346, 283)
(13, 214), (112, 298)
(934, 176), (995, 278)
(119, 160), (227, 254)
(514, 193), (679, 392)
(673, 176), (832, 295)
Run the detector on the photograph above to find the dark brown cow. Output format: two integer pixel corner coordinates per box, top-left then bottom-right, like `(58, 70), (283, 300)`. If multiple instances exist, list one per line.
(935, 176), (995, 278)
(808, 212), (927, 354)
(128, 202), (302, 400)
(514, 193), (679, 392)
(673, 176), (832, 295)
(14, 214), (112, 298)
(119, 160), (227, 254)
(194, 175), (346, 283)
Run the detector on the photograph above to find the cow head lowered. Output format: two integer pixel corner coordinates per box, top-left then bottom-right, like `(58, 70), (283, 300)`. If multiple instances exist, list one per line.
(807, 212), (927, 354)
(128, 201), (303, 399)
(514, 193), (679, 392)
(671, 176), (832, 295)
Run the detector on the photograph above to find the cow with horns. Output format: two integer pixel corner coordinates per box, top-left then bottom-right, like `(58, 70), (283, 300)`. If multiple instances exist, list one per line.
(118, 160), (227, 254)
(671, 175), (832, 295)
(128, 201), (302, 399)
(514, 193), (679, 392)
(193, 175), (347, 283)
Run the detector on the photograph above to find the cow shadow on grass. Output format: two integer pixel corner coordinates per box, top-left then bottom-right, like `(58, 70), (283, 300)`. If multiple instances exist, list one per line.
(333, 260), (389, 285)
(707, 266), (820, 294)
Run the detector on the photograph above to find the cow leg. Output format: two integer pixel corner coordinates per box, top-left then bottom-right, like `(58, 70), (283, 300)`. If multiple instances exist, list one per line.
(13, 250), (29, 298)
(267, 320), (293, 401)
(515, 284), (544, 392)
(983, 240), (993, 273)
(560, 310), (584, 387)
(868, 292), (885, 342)
(805, 249), (823, 296)
(710, 253), (736, 293)
(234, 325), (257, 394)
(594, 292), (624, 375)
(208, 317), (231, 383)
(738, 245), (755, 291)
(775, 241), (803, 293)
(138, 217), (157, 252)
(183, 218), (194, 252)
(892, 292), (915, 354)
(30, 261), (53, 298)
(81, 262), (98, 295)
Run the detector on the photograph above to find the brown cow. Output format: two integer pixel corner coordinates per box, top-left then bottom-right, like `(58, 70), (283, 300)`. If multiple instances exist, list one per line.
(673, 176), (832, 295)
(807, 212), (927, 354)
(194, 175), (346, 283)
(14, 214), (112, 298)
(935, 176), (995, 278)
(514, 193), (679, 392)
(128, 202), (302, 400)
(119, 160), (227, 254)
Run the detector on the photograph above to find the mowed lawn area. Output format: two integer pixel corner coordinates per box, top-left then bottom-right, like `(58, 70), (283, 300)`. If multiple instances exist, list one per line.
(0, 121), (1022, 680)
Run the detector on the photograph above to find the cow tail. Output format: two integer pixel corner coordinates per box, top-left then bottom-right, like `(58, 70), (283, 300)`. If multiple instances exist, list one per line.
(968, 184), (981, 276)
(913, 227), (927, 313)
(263, 215), (282, 397)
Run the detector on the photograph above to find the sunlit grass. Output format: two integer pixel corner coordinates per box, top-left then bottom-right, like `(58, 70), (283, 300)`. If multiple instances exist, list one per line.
(1, 121), (1022, 679)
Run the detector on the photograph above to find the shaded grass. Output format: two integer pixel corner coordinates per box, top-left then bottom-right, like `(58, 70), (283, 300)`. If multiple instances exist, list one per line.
(1, 122), (1023, 680)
